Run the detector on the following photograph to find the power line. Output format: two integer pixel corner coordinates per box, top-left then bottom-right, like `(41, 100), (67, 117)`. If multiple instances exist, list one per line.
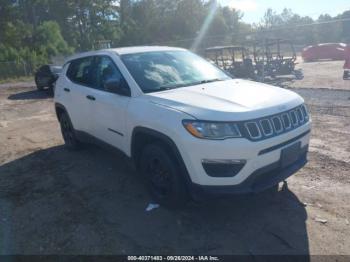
(154, 17), (350, 45)
(256, 17), (350, 32)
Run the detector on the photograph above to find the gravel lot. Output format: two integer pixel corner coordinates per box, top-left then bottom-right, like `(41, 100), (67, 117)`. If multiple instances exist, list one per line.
(0, 60), (349, 256)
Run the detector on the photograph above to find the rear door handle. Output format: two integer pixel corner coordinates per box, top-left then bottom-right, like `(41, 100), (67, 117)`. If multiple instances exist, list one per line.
(63, 88), (70, 92)
(86, 95), (96, 101)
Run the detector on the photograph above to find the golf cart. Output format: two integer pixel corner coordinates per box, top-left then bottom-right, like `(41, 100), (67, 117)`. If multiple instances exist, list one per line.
(205, 46), (256, 79)
(253, 38), (303, 80)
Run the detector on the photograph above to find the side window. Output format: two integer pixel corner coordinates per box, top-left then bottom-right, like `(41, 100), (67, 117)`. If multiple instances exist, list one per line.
(66, 57), (94, 86)
(41, 65), (51, 75)
(95, 56), (129, 92)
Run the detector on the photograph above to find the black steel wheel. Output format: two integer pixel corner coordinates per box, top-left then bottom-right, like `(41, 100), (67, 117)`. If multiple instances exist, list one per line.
(139, 144), (189, 208)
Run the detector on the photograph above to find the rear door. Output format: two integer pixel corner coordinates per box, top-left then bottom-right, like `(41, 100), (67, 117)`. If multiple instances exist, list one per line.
(87, 55), (131, 152)
(65, 56), (95, 133)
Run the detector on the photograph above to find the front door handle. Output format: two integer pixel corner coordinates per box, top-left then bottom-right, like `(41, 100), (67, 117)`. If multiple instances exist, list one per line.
(63, 88), (70, 92)
(86, 95), (96, 101)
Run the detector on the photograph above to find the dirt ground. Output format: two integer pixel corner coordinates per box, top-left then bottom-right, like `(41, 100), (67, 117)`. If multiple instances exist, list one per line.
(291, 60), (350, 90)
(0, 60), (349, 256)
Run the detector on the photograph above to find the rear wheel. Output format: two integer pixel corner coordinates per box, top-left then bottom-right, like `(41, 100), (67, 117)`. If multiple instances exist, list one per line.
(48, 83), (55, 96)
(139, 144), (189, 208)
(59, 112), (80, 150)
(35, 76), (44, 91)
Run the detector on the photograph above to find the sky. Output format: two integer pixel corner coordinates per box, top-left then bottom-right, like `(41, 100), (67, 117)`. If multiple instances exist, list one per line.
(218, 0), (350, 24)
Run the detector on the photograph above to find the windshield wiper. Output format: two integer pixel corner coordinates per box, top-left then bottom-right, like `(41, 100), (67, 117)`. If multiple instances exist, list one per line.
(156, 86), (173, 91)
(145, 84), (181, 93)
(155, 82), (192, 91)
(199, 78), (224, 84)
(188, 78), (226, 87)
(144, 86), (172, 93)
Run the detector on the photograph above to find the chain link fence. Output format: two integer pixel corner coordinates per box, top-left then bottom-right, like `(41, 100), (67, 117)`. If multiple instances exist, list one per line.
(0, 61), (32, 80)
(0, 54), (69, 81)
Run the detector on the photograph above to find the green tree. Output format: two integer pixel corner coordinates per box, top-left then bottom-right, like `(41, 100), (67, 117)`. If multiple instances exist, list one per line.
(316, 14), (342, 43)
(34, 21), (72, 57)
(340, 10), (350, 42)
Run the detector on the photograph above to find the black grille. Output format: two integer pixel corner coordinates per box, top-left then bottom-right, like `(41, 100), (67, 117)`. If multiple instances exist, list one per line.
(245, 122), (261, 138)
(272, 116), (283, 133)
(296, 108), (304, 122)
(243, 104), (309, 141)
(202, 161), (245, 177)
(281, 114), (291, 129)
(290, 110), (298, 126)
(301, 105), (309, 120)
(260, 119), (273, 136)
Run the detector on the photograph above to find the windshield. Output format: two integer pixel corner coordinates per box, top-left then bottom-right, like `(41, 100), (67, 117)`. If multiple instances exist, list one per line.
(50, 66), (62, 74)
(121, 50), (231, 93)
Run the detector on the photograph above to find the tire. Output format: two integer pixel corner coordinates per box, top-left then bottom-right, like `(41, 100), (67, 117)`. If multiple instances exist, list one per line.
(139, 144), (189, 208)
(48, 84), (55, 96)
(35, 76), (45, 91)
(294, 70), (304, 80)
(37, 85), (45, 91)
(59, 112), (81, 150)
(266, 183), (279, 194)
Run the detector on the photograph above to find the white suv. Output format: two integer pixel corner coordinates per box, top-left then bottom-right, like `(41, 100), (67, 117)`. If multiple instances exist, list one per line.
(54, 46), (311, 207)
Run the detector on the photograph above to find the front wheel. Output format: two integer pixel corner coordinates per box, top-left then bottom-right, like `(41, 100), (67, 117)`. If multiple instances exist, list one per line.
(59, 112), (81, 150)
(139, 144), (189, 208)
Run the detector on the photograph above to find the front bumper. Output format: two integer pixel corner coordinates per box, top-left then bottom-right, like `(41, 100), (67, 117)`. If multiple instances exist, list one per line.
(177, 121), (311, 187)
(190, 145), (308, 195)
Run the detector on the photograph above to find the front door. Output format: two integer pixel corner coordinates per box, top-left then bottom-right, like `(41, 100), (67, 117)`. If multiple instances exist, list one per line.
(88, 55), (131, 152)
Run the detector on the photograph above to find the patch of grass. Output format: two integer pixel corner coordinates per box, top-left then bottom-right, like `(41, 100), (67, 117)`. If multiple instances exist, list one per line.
(0, 76), (34, 84)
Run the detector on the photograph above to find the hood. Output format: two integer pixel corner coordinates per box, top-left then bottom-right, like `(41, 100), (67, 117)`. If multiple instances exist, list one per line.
(146, 79), (304, 121)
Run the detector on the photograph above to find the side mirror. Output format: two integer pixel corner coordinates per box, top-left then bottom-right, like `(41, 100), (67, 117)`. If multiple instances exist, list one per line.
(104, 78), (130, 96)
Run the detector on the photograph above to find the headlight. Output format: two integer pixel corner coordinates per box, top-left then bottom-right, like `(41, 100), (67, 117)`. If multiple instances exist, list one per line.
(182, 120), (241, 140)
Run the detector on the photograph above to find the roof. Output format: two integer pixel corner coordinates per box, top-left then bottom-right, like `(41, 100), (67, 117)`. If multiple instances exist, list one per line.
(64, 46), (186, 63)
(205, 46), (246, 51)
(108, 46), (186, 55)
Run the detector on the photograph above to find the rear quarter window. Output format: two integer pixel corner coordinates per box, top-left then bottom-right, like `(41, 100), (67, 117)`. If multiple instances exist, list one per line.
(66, 57), (94, 86)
